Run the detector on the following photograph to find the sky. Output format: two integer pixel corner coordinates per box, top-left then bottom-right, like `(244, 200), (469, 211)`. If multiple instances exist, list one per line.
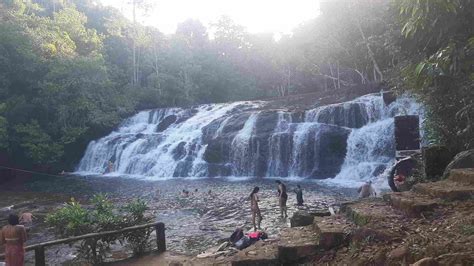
(99, 0), (320, 36)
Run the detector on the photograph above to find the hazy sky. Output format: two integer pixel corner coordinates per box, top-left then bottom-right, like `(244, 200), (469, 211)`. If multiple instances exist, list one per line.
(99, 0), (320, 35)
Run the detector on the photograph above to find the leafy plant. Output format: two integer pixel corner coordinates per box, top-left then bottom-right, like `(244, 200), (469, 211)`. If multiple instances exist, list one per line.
(46, 194), (153, 264)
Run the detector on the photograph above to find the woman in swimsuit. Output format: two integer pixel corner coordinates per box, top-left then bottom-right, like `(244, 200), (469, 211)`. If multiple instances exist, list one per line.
(250, 186), (262, 231)
(0, 214), (27, 266)
(276, 180), (288, 218)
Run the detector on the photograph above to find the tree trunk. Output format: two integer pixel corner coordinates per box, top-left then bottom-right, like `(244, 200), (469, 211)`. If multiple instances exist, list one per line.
(356, 19), (383, 81)
(132, 0), (137, 87)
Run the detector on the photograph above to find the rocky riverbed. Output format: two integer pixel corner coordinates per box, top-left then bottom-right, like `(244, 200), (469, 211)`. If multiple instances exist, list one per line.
(0, 175), (357, 264)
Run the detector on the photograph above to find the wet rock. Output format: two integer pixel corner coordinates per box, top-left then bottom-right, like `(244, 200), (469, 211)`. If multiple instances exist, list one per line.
(382, 91), (396, 105)
(316, 102), (370, 128)
(172, 142), (187, 160)
(156, 115), (177, 132)
(442, 149), (474, 179)
(290, 111), (305, 123)
(290, 211), (315, 227)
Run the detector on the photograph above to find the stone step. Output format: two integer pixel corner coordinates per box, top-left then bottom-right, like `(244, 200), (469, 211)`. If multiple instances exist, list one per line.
(290, 210), (331, 227)
(277, 225), (320, 263)
(341, 198), (404, 226)
(383, 192), (438, 217)
(231, 240), (279, 266)
(277, 215), (353, 263)
(413, 180), (474, 201)
(312, 215), (353, 250)
(448, 168), (474, 185)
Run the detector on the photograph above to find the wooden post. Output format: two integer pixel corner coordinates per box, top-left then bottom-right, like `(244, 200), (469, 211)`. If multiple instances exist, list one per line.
(155, 222), (166, 252)
(35, 246), (45, 266)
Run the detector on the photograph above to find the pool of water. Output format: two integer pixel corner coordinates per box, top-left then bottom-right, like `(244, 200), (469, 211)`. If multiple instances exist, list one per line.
(3, 175), (358, 261)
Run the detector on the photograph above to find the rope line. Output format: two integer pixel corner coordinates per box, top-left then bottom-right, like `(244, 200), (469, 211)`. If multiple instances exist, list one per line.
(0, 165), (74, 178)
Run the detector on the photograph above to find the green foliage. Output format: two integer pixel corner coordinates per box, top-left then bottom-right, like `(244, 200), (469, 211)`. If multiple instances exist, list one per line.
(46, 194), (153, 264)
(0, 0), (472, 169)
(45, 197), (91, 236)
(397, 0), (474, 151)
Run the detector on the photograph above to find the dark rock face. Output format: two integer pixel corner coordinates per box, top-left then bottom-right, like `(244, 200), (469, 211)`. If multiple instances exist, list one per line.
(156, 115), (177, 132)
(316, 103), (369, 128)
(442, 149), (474, 179)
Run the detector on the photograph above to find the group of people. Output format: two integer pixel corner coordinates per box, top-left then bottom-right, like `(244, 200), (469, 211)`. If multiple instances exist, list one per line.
(249, 180), (304, 231)
(249, 180), (376, 231)
(0, 213), (34, 266)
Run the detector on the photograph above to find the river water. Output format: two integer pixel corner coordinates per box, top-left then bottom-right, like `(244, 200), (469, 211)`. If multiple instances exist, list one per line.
(18, 175), (356, 260)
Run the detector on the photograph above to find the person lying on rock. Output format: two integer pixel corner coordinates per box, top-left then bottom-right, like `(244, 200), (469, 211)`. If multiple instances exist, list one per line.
(250, 186), (262, 231)
(358, 181), (377, 198)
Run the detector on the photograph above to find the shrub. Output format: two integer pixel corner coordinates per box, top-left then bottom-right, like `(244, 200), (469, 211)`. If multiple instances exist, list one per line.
(46, 194), (153, 265)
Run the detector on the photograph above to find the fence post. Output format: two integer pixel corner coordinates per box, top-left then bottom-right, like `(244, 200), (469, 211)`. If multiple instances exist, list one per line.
(155, 222), (166, 252)
(35, 246), (45, 266)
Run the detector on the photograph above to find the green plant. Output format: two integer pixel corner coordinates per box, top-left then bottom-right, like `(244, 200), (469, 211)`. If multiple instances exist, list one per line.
(46, 194), (153, 264)
(122, 199), (153, 255)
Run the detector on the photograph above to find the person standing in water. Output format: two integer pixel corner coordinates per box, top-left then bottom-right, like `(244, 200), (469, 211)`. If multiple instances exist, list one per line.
(0, 214), (27, 266)
(358, 181), (377, 198)
(294, 185), (304, 206)
(250, 186), (262, 231)
(276, 180), (288, 218)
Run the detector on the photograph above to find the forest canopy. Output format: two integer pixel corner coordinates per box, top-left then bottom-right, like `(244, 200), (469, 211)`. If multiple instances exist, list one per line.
(0, 0), (472, 169)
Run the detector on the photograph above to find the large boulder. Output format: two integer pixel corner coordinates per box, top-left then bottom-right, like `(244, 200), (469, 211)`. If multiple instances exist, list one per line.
(442, 149), (474, 179)
(290, 211), (315, 227)
(423, 146), (453, 180)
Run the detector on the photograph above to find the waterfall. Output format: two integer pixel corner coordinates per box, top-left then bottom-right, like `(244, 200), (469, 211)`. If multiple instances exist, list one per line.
(327, 95), (423, 187)
(76, 92), (422, 185)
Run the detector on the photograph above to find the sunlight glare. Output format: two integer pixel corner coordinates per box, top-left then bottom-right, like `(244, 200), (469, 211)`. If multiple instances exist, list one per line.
(100, 0), (319, 35)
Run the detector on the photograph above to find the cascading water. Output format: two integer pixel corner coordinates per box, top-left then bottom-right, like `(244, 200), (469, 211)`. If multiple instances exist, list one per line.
(327, 95), (423, 188)
(76, 92), (422, 186)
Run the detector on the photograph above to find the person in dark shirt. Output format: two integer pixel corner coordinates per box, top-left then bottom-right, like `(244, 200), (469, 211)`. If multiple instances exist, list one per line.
(294, 185), (304, 206)
(275, 180), (288, 218)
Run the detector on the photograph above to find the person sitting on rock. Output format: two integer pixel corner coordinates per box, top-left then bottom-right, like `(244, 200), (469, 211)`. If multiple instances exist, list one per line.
(358, 181), (377, 198)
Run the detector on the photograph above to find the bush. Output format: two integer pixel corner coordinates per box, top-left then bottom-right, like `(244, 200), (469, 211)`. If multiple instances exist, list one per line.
(46, 194), (153, 265)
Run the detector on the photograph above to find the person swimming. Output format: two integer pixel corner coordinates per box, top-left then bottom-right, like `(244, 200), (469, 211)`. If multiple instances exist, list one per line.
(250, 186), (262, 231)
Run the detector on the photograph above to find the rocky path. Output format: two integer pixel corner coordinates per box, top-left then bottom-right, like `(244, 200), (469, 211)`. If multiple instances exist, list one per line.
(118, 168), (474, 265)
